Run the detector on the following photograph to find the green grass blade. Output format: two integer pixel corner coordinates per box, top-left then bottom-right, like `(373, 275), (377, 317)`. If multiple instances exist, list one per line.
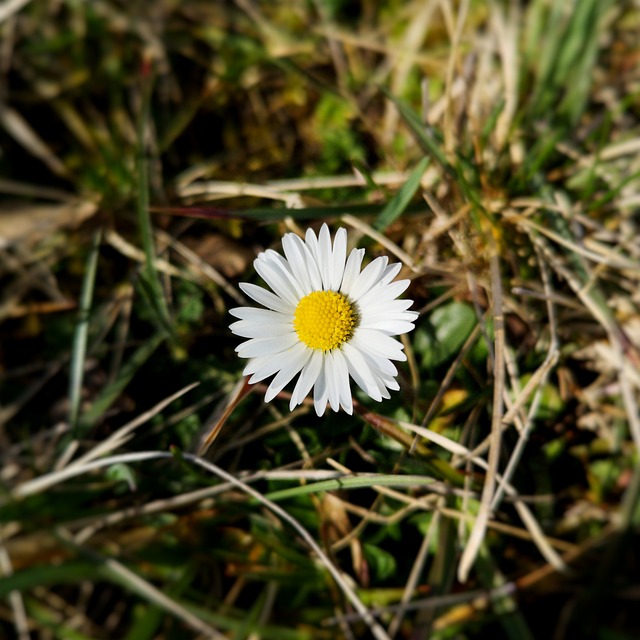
(78, 332), (164, 433)
(136, 70), (172, 337)
(265, 474), (446, 502)
(68, 228), (102, 435)
(474, 542), (534, 640)
(0, 562), (99, 597)
(382, 88), (452, 173)
(374, 156), (429, 231)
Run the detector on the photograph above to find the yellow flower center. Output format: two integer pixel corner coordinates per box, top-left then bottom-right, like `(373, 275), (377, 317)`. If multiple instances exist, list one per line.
(293, 290), (357, 352)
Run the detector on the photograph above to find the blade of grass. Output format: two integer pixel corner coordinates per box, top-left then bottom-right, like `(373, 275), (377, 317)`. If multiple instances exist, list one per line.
(76, 332), (164, 434)
(153, 201), (429, 223)
(373, 156), (429, 231)
(264, 474), (456, 503)
(55, 528), (228, 640)
(384, 89), (488, 221)
(0, 538), (28, 640)
(136, 63), (172, 337)
(472, 542), (534, 640)
(382, 87), (452, 173)
(68, 228), (102, 435)
(458, 246), (505, 583)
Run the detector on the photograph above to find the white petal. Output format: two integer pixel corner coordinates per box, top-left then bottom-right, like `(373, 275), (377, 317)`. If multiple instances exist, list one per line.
(376, 262), (403, 288)
(229, 307), (290, 322)
(349, 256), (389, 301)
(381, 373), (400, 391)
(236, 333), (298, 358)
(331, 348), (353, 414)
(365, 298), (415, 313)
(313, 359), (329, 416)
(243, 354), (276, 376)
(340, 248), (365, 296)
(264, 343), (312, 402)
(305, 226), (320, 264)
(359, 320), (416, 335)
(229, 319), (293, 338)
(375, 369), (400, 395)
(341, 342), (383, 402)
(324, 351), (341, 412)
(357, 276), (411, 309)
(318, 223), (333, 290)
(352, 329), (406, 361)
(247, 355), (287, 383)
(254, 257), (300, 307)
(298, 235), (323, 290)
(354, 343), (399, 377)
(359, 310), (417, 325)
(289, 350), (323, 410)
(239, 282), (293, 314)
(281, 233), (313, 294)
(270, 251), (308, 298)
(330, 227), (347, 291)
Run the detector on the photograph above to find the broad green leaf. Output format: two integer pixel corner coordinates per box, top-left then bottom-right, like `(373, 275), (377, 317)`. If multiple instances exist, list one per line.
(414, 302), (477, 369)
(363, 543), (397, 581)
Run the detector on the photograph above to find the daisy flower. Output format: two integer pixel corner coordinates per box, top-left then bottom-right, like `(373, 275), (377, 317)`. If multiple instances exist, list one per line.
(229, 224), (418, 416)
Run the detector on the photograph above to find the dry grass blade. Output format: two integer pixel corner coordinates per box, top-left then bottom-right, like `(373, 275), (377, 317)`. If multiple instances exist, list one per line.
(0, 539), (28, 640)
(155, 228), (247, 305)
(0, 0), (32, 22)
(398, 421), (567, 572)
(68, 382), (200, 468)
(492, 247), (560, 511)
(11, 451), (167, 501)
(341, 213), (417, 269)
(0, 105), (68, 177)
(196, 377), (251, 455)
(457, 246), (506, 583)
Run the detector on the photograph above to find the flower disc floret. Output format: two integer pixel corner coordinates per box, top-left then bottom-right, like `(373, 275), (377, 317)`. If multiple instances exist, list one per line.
(294, 290), (357, 351)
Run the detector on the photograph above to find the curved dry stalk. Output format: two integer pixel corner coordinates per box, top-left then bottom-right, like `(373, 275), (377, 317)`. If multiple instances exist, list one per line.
(68, 382), (200, 468)
(457, 248), (506, 582)
(491, 247), (560, 511)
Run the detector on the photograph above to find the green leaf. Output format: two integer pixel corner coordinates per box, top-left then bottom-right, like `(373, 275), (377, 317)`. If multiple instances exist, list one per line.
(105, 462), (138, 491)
(514, 374), (564, 421)
(363, 543), (396, 581)
(414, 302), (477, 368)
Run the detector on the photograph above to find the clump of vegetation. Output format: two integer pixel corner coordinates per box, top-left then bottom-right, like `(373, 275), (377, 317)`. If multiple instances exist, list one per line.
(1, 1), (639, 638)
